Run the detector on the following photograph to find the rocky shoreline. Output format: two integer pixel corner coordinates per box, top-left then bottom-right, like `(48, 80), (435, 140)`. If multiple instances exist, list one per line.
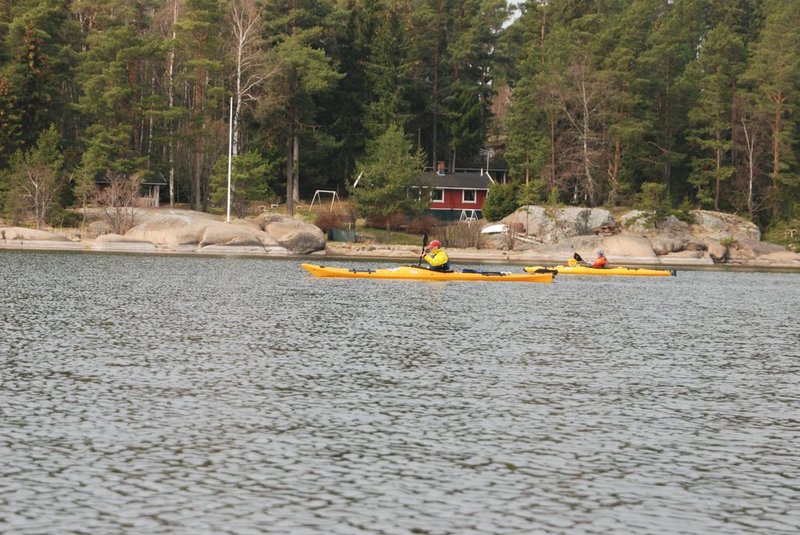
(2, 207), (799, 271)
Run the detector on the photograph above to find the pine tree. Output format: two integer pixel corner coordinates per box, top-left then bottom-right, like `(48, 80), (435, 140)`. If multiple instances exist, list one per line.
(744, 0), (800, 220)
(175, 0), (225, 210)
(348, 124), (427, 229)
(260, 0), (341, 215)
(687, 25), (745, 211)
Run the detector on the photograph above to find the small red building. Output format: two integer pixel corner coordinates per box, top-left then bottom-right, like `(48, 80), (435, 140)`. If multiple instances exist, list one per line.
(420, 169), (494, 221)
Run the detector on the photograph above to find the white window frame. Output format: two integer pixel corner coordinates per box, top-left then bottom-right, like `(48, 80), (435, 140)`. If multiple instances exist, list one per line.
(430, 189), (444, 203)
(462, 189), (477, 203)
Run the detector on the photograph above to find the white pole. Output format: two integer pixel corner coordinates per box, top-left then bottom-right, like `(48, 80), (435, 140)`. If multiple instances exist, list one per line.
(226, 96), (233, 223)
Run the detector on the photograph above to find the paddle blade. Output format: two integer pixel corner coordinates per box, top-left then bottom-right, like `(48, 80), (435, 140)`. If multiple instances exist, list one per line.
(418, 232), (428, 266)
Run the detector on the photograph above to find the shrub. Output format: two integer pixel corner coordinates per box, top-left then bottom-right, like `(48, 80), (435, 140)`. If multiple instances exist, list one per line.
(482, 181), (519, 221)
(365, 212), (408, 231)
(671, 197), (694, 223)
(314, 211), (344, 233)
(764, 219), (800, 252)
(440, 221), (483, 248)
(407, 215), (439, 235)
(635, 182), (671, 228)
(50, 208), (83, 228)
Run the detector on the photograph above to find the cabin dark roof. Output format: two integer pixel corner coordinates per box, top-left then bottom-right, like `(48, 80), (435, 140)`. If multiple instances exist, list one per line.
(420, 171), (493, 190)
(95, 172), (167, 186)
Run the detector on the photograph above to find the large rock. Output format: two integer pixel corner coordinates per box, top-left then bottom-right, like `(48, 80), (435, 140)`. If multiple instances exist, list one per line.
(569, 233), (658, 262)
(727, 238), (786, 262)
(620, 211), (690, 235)
(599, 234), (659, 260)
(749, 251), (800, 266)
(92, 233), (158, 252)
(255, 213), (325, 254)
(0, 227), (71, 241)
(690, 210), (760, 241)
(125, 210), (220, 247)
(502, 206), (615, 242)
(648, 233), (706, 255)
(120, 209), (325, 254)
(705, 240), (728, 263)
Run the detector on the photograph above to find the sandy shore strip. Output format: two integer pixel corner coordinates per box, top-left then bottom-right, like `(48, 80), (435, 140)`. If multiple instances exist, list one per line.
(4, 237), (799, 272)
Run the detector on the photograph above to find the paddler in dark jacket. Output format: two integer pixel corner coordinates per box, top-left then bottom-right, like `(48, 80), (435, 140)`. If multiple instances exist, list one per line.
(420, 239), (451, 271)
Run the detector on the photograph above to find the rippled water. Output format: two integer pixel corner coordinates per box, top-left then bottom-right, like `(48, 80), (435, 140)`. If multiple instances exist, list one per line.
(1, 250), (799, 534)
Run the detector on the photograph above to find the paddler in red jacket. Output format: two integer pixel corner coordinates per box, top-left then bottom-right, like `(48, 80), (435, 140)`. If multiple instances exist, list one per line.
(420, 240), (452, 271)
(591, 249), (607, 268)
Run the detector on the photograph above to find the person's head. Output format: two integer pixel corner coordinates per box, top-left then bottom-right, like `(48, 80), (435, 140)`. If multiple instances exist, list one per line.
(596, 249), (605, 257)
(427, 239), (442, 251)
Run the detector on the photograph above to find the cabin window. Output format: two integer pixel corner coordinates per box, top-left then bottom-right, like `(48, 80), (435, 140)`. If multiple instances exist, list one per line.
(430, 189), (444, 203)
(462, 189), (477, 203)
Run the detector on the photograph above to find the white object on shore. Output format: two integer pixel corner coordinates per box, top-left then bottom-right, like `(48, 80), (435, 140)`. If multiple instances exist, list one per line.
(481, 223), (508, 235)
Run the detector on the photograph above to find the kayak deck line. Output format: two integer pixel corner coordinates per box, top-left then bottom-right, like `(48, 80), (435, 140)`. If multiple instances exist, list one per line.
(524, 265), (676, 277)
(301, 263), (555, 283)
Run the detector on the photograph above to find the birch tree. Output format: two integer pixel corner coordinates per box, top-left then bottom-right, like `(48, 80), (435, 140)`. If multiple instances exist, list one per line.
(4, 125), (65, 227)
(226, 0), (278, 157)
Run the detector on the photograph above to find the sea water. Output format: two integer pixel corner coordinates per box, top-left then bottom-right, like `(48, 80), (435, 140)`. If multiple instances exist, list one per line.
(1, 251), (798, 534)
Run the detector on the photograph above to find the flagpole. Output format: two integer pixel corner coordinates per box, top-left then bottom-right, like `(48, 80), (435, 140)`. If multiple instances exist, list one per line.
(226, 96), (233, 223)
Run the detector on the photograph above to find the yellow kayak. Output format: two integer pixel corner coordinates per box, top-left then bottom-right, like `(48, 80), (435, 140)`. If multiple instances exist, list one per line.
(302, 263), (555, 283)
(524, 264), (676, 277)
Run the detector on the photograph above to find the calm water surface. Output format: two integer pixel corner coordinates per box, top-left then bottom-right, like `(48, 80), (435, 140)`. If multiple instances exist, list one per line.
(1, 250), (799, 534)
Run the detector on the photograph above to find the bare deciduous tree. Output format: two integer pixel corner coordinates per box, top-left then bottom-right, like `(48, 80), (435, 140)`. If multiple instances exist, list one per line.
(94, 173), (143, 234)
(228, 0), (279, 157)
(6, 125), (66, 228)
(731, 92), (771, 219)
(556, 59), (611, 207)
(17, 163), (62, 229)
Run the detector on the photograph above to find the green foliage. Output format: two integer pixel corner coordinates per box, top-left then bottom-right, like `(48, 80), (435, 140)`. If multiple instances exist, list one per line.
(547, 186), (561, 207)
(518, 179), (547, 207)
(0, 0), (76, 164)
(0, 75), (22, 168)
(686, 23), (745, 211)
(3, 124), (65, 227)
(671, 197), (694, 224)
(764, 219), (800, 252)
(481, 181), (519, 222)
(209, 151), (275, 218)
(348, 124), (427, 229)
(635, 182), (672, 228)
(0, 0), (798, 237)
(742, 0), (800, 218)
(49, 207), (83, 228)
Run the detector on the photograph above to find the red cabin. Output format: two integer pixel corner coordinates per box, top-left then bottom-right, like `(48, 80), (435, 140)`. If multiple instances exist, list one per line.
(419, 169), (494, 221)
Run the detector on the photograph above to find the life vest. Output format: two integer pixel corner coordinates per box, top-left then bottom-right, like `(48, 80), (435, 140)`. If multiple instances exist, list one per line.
(424, 248), (451, 271)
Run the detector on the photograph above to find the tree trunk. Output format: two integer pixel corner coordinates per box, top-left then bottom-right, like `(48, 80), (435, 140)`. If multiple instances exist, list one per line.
(549, 113), (556, 187)
(167, 0), (177, 207)
(714, 130), (721, 211)
(292, 134), (299, 203)
(286, 136), (294, 216)
(771, 100), (782, 217)
(193, 137), (202, 210)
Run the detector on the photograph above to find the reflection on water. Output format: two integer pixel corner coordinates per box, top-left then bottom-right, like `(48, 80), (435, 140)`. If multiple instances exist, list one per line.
(1, 251), (799, 534)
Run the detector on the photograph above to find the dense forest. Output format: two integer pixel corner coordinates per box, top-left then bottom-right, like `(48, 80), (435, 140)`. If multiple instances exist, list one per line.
(0, 0), (798, 239)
